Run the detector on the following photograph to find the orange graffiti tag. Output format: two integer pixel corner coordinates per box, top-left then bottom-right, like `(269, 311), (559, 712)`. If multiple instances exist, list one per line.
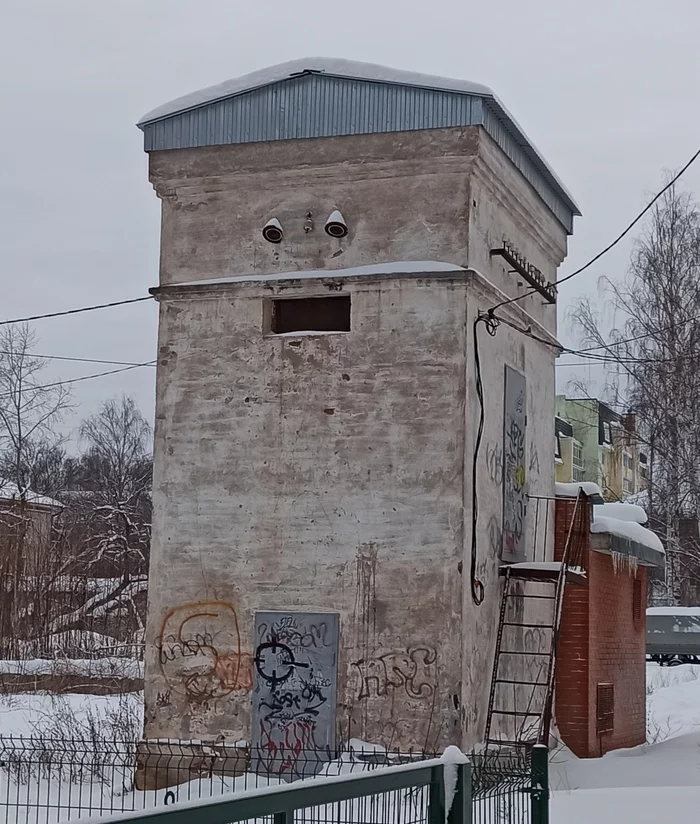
(156, 601), (253, 702)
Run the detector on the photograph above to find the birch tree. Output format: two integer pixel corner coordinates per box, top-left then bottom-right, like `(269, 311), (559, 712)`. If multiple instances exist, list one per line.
(572, 184), (700, 602)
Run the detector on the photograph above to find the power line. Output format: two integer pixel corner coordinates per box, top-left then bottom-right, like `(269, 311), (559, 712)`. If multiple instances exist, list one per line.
(0, 362), (156, 400)
(490, 312), (700, 367)
(0, 350), (157, 368)
(488, 144), (700, 314)
(0, 296), (153, 327)
(573, 312), (700, 354)
(558, 348), (700, 366)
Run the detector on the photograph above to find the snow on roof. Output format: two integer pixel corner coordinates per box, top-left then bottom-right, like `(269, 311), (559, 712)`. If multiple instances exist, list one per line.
(594, 502), (648, 525)
(137, 58), (579, 217)
(138, 58), (494, 125)
(647, 607), (700, 617)
(555, 481), (604, 499)
(164, 260), (466, 290)
(0, 483), (63, 509)
(591, 515), (664, 554)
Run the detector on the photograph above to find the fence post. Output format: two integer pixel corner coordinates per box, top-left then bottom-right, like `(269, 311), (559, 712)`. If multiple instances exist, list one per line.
(446, 761), (472, 824)
(428, 765), (446, 824)
(274, 811), (293, 824)
(530, 745), (549, 824)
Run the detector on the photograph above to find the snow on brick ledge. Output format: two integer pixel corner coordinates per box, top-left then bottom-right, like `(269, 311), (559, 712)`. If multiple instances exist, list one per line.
(591, 516), (664, 554)
(594, 502), (648, 525)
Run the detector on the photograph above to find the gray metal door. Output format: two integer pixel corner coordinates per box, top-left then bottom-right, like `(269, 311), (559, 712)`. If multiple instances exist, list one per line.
(252, 611), (339, 775)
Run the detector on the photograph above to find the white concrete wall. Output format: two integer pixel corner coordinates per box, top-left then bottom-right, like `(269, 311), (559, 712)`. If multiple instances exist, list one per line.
(148, 129), (479, 287)
(146, 275), (470, 748)
(145, 123), (570, 749)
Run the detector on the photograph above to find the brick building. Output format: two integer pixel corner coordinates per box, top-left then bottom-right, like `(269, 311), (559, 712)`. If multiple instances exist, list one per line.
(554, 490), (664, 757)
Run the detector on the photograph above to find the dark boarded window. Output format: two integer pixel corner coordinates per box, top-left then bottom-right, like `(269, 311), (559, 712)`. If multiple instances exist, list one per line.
(271, 296), (351, 334)
(633, 578), (642, 623)
(596, 683), (614, 735)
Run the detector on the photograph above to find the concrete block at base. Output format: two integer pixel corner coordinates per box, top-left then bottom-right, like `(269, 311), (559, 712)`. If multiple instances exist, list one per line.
(134, 740), (249, 791)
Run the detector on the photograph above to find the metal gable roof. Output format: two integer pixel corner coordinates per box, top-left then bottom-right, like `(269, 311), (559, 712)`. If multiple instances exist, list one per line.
(138, 58), (580, 231)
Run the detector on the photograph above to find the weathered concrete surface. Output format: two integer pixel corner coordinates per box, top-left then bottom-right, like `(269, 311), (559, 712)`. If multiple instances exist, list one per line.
(461, 273), (556, 744)
(148, 126), (566, 330)
(144, 121), (569, 750)
(146, 274), (468, 749)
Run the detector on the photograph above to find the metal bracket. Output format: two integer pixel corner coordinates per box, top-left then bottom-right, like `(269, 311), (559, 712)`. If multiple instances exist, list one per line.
(490, 240), (557, 304)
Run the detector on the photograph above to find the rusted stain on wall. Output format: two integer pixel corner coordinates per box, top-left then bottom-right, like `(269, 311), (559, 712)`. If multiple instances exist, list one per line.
(347, 543), (441, 749)
(353, 543), (378, 664)
(156, 601), (253, 703)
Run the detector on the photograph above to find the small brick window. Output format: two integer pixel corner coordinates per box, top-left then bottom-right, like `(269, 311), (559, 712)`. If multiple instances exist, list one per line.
(596, 683), (614, 735)
(633, 578), (642, 623)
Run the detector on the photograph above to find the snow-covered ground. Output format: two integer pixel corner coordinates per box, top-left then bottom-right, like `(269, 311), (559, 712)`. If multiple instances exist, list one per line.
(552, 663), (700, 822)
(0, 691), (143, 739)
(0, 664), (698, 822)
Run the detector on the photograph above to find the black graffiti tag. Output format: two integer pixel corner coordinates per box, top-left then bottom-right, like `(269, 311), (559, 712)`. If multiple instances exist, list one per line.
(254, 641), (309, 690)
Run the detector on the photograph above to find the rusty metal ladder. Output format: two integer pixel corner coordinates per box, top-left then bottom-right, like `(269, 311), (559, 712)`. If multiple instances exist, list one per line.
(483, 492), (586, 751)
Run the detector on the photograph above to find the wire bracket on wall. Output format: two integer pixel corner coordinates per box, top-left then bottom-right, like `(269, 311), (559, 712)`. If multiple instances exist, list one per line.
(490, 240), (556, 304)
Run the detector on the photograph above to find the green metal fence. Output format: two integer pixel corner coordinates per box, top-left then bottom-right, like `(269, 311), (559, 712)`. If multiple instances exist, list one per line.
(0, 738), (548, 824)
(96, 756), (471, 824)
(471, 746), (548, 824)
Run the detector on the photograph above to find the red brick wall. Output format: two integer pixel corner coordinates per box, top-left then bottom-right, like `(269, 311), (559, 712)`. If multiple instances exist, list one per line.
(554, 497), (647, 757)
(587, 550), (647, 755)
(554, 498), (590, 755)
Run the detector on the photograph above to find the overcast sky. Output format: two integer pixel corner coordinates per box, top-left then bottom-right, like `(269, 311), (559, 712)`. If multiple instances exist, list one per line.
(1, 0), (699, 447)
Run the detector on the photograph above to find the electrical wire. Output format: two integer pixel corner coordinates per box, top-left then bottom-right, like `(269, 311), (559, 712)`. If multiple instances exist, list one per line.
(0, 362), (156, 400)
(0, 296), (153, 327)
(488, 144), (700, 315)
(470, 312), (498, 606)
(0, 350), (157, 368)
(573, 312), (700, 354)
(486, 313), (700, 367)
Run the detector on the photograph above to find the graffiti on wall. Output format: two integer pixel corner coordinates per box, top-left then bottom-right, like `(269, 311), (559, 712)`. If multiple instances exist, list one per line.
(349, 645), (439, 750)
(156, 601), (253, 704)
(502, 366), (527, 562)
(485, 441), (504, 487)
(352, 647), (437, 700)
(251, 612), (338, 774)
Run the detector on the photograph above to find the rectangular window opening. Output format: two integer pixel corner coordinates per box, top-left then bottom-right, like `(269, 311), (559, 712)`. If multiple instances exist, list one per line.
(270, 295), (351, 334)
(596, 683), (614, 735)
(572, 441), (585, 482)
(603, 421), (614, 445)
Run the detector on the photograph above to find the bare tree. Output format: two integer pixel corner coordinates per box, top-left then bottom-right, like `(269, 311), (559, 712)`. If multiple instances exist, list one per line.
(0, 325), (72, 658)
(76, 395), (152, 577)
(572, 184), (700, 602)
(44, 397), (153, 655)
(0, 324), (72, 493)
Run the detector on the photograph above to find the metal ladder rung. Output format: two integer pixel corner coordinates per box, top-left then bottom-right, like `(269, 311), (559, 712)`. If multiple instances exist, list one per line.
(499, 650), (551, 656)
(502, 622), (554, 629)
(491, 710), (541, 717)
(494, 678), (548, 687)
